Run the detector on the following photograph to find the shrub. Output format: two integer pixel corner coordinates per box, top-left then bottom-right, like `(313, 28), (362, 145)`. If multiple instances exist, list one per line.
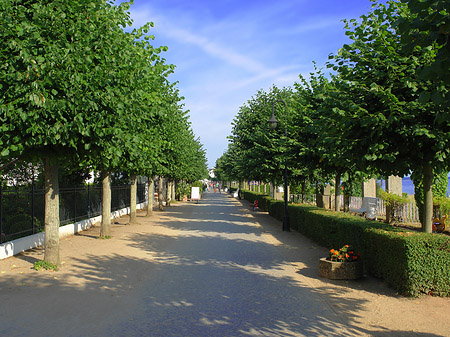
(243, 190), (450, 297)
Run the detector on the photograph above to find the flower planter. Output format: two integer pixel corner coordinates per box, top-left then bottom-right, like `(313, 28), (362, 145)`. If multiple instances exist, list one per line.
(318, 258), (363, 280)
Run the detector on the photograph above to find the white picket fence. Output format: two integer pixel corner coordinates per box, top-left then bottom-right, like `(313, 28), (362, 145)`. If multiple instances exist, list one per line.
(348, 196), (420, 223)
(291, 194), (421, 224)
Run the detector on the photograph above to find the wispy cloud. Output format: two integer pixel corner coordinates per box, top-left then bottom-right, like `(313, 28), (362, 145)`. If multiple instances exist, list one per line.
(127, 0), (379, 166)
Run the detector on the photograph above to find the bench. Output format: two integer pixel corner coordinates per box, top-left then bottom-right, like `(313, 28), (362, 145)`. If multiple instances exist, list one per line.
(351, 197), (378, 220)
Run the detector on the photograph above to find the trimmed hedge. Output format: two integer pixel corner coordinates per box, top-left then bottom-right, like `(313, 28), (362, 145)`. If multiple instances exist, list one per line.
(243, 191), (450, 297)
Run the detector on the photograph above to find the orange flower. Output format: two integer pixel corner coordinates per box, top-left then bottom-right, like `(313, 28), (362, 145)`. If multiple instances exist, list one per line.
(330, 249), (335, 253)
(345, 254), (349, 258)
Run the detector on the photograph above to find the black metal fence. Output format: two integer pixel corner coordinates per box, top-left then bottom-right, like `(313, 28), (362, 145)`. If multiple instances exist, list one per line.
(0, 183), (146, 244)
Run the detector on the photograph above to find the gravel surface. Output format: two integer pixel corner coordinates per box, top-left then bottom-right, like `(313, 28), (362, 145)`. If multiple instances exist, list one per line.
(0, 192), (449, 336)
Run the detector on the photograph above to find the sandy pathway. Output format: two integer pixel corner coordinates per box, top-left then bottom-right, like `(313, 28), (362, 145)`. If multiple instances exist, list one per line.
(0, 192), (448, 336)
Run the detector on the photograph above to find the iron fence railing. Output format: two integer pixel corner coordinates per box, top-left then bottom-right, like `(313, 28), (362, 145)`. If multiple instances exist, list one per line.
(0, 183), (145, 244)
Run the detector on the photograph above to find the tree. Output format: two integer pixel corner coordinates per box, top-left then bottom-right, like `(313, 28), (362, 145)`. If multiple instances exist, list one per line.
(0, 0), (175, 262)
(398, 0), (450, 106)
(229, 86), (297, 186)
(328, 0), (450, 232)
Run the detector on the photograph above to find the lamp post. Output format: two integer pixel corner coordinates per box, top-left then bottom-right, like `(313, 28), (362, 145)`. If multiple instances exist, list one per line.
(267, 99), (290, 232)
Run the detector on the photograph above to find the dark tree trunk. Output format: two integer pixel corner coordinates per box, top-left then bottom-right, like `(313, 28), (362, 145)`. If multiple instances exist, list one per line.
(335, 173), (341, 212)
(130, 174), (137, 223)
(422, 164), (433, 233)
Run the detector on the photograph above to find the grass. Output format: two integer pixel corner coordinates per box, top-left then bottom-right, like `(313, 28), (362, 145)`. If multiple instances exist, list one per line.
(33, 260), (59, 271)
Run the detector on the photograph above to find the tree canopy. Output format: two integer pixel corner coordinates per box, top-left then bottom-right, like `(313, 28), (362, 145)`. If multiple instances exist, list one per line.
(0, 0), (208, 262)
(221, 0), (450, 233)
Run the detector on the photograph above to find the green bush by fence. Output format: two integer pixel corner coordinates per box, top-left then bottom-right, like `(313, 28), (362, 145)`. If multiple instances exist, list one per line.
(242, 190), (450, 297)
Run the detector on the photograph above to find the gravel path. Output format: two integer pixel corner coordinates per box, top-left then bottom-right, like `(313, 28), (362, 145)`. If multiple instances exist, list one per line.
(0, 191), (449, 336)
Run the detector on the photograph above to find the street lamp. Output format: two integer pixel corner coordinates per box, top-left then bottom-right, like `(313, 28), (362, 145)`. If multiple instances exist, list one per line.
(268, 99), (290, 232)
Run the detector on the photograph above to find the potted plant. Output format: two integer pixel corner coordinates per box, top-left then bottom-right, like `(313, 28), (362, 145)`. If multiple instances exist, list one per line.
(318, 245), (363, 280)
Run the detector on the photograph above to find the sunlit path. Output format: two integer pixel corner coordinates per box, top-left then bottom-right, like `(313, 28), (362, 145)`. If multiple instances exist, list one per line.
(2, 192), (448, 336)
(106, 192), (355, 336)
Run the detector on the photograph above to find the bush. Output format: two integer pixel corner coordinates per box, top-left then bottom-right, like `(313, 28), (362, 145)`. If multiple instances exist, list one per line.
(365, 229), (450, 297)
(379, 189), (409, 223)
(243, 190), (450, 297)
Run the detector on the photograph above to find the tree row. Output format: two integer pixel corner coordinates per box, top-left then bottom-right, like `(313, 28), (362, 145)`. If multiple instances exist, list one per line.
(0, 0), (208, 265)
(215, 0), (449, 233)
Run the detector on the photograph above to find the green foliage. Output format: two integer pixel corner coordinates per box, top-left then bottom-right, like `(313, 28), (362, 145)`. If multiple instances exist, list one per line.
(189, 180), (206, 192)
(379, 189), (409, 223)
(175, 181), (190, 200)
(243, 191), (450, 297)
(365, 229), (450, 297)
(434, 196), (450, 216)
(399, 0), (450, 100)
(175, 180), (206, 200)
(33, 260), (59, 271)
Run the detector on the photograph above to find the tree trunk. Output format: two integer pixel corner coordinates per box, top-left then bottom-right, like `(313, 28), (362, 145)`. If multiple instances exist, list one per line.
(422, 164), (433, 233)
(43, 156), (60, 266)
(158, 176), (164, 210)
(302, 181), (306, 203)
(146, 177), (154, 217)
(100, 170), (111, 237)
(335, 173), (341, 212)
(316, 184), (324, 208)
(344, 193), (350, 212)
(172, 181), (175, 201)
(130, 174), (137, 223)
(166, 179), (172, 207)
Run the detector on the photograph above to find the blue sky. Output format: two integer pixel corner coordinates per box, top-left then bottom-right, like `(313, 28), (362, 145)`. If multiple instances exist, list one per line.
(126, 0), (381, 168)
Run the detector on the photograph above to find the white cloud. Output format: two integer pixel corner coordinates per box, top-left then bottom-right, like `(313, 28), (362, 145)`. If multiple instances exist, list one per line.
(127, 0), (378, 167)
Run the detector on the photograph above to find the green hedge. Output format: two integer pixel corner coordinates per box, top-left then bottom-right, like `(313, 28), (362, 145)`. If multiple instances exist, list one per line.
(243, 191), (450, 297)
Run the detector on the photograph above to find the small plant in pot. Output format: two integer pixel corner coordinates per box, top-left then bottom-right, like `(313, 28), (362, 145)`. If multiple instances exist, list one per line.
(319, 244), (363, 280)
(329, 244), (360, 262)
